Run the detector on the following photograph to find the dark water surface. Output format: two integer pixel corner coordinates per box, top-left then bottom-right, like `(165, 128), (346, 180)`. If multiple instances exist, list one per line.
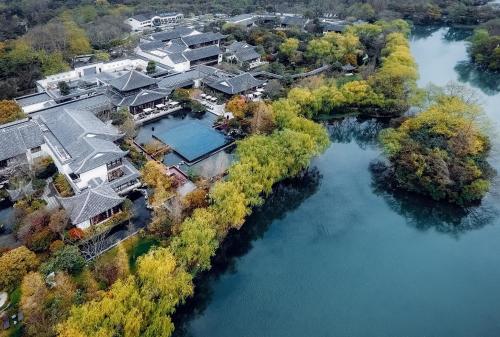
(173, 27), (500, 337)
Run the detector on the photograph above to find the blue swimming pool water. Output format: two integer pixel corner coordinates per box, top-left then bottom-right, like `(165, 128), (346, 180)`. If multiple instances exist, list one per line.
(154, 121), (230, 163)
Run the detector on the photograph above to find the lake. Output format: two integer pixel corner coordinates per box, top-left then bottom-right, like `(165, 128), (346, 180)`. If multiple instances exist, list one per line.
(173, 27), (500, 337)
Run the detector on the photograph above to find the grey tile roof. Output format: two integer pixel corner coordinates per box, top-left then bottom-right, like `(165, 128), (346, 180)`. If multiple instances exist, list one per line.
(139, 40), (165, 51)
(68, 137), (126, 174)
(228, 14), (255, 23)
(29, 94), (112, 116)
(0, 119), (44, 162)
(132, 14), (151, 22)
(226, 41), (249, 53)
(157, 69), (204, 89)
(169, 52), (188, 64)
(107, 70), (157, 92)
(38, 108), (125, 173)
(117, 88), (172, 107)
(181, 32), (225, 47)
(323, 22), (347, 32)
(205, 73), (263, 95)
(149, 27), (196, 42)
(281, 16), (307, 27)
(184, 45), (222, 62)
(226, 41), (261, 62)
(15, 92), (52, 107)
(59, 183), (124, 224)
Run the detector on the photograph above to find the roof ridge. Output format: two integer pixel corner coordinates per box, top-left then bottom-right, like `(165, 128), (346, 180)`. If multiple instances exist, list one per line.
(122, 71), (136, 91)
(74, 189), (93, 223)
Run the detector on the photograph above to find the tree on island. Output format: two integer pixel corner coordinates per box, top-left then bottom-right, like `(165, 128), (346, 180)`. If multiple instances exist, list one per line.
(379, 90), (492, 205)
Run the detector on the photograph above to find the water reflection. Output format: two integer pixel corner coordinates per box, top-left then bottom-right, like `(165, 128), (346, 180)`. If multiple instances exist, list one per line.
(172, 169), (322, 337)
(454, 61), (500, 95)
(327, 117), (383, 148)
(370, 160), (499, 236)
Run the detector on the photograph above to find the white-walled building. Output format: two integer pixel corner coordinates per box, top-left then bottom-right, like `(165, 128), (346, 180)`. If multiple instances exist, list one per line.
(35, 58), (152, 92)
(126, 12), (184, 31)
(135, 31), (225, 72)
(0, 118), (45, 184)
(36, 108), (140, 195)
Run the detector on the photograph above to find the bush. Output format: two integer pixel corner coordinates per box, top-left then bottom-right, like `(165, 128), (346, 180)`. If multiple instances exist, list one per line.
(0, 246), (39, 291)
(40, 245), (85, 275)
(53, 173), (74, 197)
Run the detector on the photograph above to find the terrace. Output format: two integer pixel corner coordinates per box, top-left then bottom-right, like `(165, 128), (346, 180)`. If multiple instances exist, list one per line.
(135, 109), (234, 178)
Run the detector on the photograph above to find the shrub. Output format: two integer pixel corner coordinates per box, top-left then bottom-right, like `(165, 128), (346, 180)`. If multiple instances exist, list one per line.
(40, 245), (85, 275)
(0, 246), (39, 291)
(53, 173), (74, 197)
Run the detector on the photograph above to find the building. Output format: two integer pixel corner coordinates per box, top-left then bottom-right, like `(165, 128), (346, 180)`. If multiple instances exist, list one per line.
(59, 183), (124, 229)
(227, 14), (257, 28)
(126, 12), (184, 31)
(36, 108), (140, 196)
(98, 70), (171, 116)
(280, 15), (309, 30)
(144, 26), (198, 43)
(225, 41), (264, 69)
(322, 21), (347, 34)
(135, 32), (225, 72)
(0, 119), (45, 184)
(203, 72), (264, 97)
(35, 58), (166, 95)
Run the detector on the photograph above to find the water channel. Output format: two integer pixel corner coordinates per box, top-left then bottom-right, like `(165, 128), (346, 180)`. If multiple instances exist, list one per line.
(173, 26), (500, 337)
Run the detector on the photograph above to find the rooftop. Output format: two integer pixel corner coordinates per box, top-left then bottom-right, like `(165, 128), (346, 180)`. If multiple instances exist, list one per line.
(59, 183), (124, 224)
(180, 32), (225, 47)
(149, 27), (197, 42)
(15, 92), (53, 107)
(0, 119), (44, 162)
(38, 108), (125, 173)
(107, 70), (157, 92)
(184, 45), (222, 62)
(204, 72), (263, 95)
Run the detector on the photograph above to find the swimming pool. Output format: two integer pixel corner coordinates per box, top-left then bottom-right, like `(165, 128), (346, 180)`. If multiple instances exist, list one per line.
(153, 121), (230, 163)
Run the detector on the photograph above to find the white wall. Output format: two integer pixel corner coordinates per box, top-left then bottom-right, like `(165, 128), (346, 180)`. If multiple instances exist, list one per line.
(77, 165), (108, 190)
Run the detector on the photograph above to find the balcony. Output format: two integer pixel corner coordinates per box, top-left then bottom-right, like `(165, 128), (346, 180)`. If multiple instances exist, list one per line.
(106, 159), (123, 171)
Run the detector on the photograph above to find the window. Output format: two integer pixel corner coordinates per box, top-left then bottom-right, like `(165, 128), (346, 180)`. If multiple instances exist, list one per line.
(30, 146), (42, 154)
(107, 158), (122, 170)
(108, 168), (124, 182)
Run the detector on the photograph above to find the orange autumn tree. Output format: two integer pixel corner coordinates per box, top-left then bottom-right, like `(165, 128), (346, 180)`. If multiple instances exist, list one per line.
(0, 100), (25, 124)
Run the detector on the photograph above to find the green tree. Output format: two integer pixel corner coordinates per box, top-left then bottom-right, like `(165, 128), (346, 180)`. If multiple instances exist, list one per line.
(0, 246), (39, 290)
(40, 245), (85, 275)
(146, 61), (156, 74)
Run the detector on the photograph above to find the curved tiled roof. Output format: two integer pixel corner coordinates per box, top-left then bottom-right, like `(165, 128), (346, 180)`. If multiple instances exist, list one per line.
(59, 184), (123, 224)
(0, 119), (44, 161)
(107, 70), (157, 92)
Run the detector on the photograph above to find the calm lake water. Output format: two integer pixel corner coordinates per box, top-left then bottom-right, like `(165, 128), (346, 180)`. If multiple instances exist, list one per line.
(173, 27), (500, 337)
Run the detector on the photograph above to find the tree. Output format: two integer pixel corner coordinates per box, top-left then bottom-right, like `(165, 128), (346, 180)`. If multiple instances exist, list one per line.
(0, 99), (25, 124)
(93, 245), (130, 287)
(146, 61), (156, 74)
(0, 246), (39, 290)
(141, 161), (173, 207)
(40, 245), (85, 275)
(379, 95), (492, 205)
(248, 102), (275, 134)
(279, 38), (300, 62)
(49, 209), (69, 240)
(21, 272), (76, 337)
(225, 95), (248, 119)
(170, 208), (218, 272)
(58, 81), (70, 96)
(171, 88), (191, 105)
(264, 79), (284, 100)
